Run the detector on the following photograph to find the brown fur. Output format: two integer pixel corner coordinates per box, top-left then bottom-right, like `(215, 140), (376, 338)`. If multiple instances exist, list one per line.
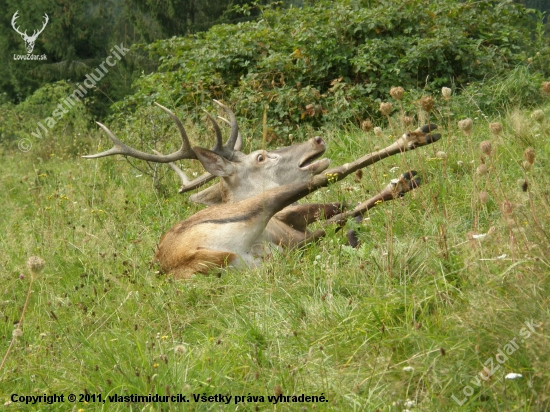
(87, 112), (441, 279)
(156, 248), (237, 279)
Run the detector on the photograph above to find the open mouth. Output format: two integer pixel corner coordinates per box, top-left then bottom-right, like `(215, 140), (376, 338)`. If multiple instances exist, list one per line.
(299, 152), (324, 169)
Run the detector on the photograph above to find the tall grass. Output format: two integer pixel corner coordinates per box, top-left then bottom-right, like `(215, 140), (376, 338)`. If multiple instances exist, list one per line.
(0, 98), (549, 411)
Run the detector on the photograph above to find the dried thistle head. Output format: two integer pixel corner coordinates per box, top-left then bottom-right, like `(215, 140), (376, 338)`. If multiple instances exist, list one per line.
(380, 102), (393, 116)
(531, 109), (544, 123)
(489, 122), (502, 136)
(373, 127), (383, 137)
(458, 118), (473, 135)
(27, 256), (45, 275)
(361, 119), (373, 132)
(441, 87), (452, 100)
(542, 82), (550, 95)
(401, 115), (413, 126)
(517, 179), (529, 192)
(479, 140), (492, 156)
(476, 164), (488, 176)
(478, 191), (489, 204)
(273, 385), (283, 397)
(501, 200), (514, 216)
(354, 169), (363, 183)
(12, 327), (23, 338)
(523, 147), (536, 165)
(436, 151), (447, 160)
(420, 95), (434, 112)
(390, 86), (404, 100)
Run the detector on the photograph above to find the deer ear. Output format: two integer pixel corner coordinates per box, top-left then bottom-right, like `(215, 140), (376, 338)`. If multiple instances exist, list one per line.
(193, 147), (235, 177)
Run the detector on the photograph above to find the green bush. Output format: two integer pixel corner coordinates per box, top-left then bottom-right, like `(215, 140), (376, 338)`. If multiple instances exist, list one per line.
(457, 65), (548, 114)
(112, 0), (548, 141)
(0, 81), (94, 158)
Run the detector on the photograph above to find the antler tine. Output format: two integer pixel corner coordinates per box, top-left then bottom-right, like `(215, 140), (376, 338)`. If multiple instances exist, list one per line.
(178, 172), (216, 193)
(217, 116), (243, 151)
(152, 149), (192, 185)
(154, 102), (194, 154)
(152, 149), (217, 193)
(83, 122), (139, 159)
(83, 116), (197, 162)
(202, 110), (224, 152)
(213, 100), (239, 151)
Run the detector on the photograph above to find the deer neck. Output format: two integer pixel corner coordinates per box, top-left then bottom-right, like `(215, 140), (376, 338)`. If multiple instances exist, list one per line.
(219, 180), (234, 203)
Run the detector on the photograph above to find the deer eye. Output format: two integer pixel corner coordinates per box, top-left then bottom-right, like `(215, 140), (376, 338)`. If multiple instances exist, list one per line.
(257, 154), (265, 162)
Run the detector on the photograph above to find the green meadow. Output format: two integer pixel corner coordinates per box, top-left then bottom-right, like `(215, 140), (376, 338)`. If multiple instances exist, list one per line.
(1, 98), (549, 410)
(1, 0), (550, 410)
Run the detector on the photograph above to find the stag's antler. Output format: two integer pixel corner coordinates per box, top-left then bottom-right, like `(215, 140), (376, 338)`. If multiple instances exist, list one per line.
(155, 101), (243, 192)
(84, 101), (242, 191)
(217, 115), (243, 151)
(213, 100), (240, 154)
(84, 103), (196, 162)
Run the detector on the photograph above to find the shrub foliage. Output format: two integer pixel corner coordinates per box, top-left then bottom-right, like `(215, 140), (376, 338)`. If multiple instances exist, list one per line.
(113, 0), (547, 138)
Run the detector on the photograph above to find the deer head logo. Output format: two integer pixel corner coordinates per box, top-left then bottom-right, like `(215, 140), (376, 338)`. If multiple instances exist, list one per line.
(11, 11), (49, 54)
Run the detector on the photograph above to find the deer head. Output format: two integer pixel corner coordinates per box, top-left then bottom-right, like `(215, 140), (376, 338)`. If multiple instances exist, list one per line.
(11, 11), (49, 54)
(84, 101), (331, 205)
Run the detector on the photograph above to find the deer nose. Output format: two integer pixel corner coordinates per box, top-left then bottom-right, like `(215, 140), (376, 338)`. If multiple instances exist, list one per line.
(314, 136), (324, 145)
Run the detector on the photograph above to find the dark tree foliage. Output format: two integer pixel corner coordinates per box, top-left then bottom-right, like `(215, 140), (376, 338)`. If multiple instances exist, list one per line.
(126, 0), (262, 37)
(517, 0), (550, 13)
(0, 0), (288, 115)
(1, 0), (547, 128)
(0, 0), (143, 113)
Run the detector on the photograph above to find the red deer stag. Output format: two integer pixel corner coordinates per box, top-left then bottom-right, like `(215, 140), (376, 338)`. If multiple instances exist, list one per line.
(85, 102), (441, 278)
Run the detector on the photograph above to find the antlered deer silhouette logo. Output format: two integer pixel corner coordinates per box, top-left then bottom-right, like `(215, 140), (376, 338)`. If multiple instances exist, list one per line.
(11, 11), (49, 54)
